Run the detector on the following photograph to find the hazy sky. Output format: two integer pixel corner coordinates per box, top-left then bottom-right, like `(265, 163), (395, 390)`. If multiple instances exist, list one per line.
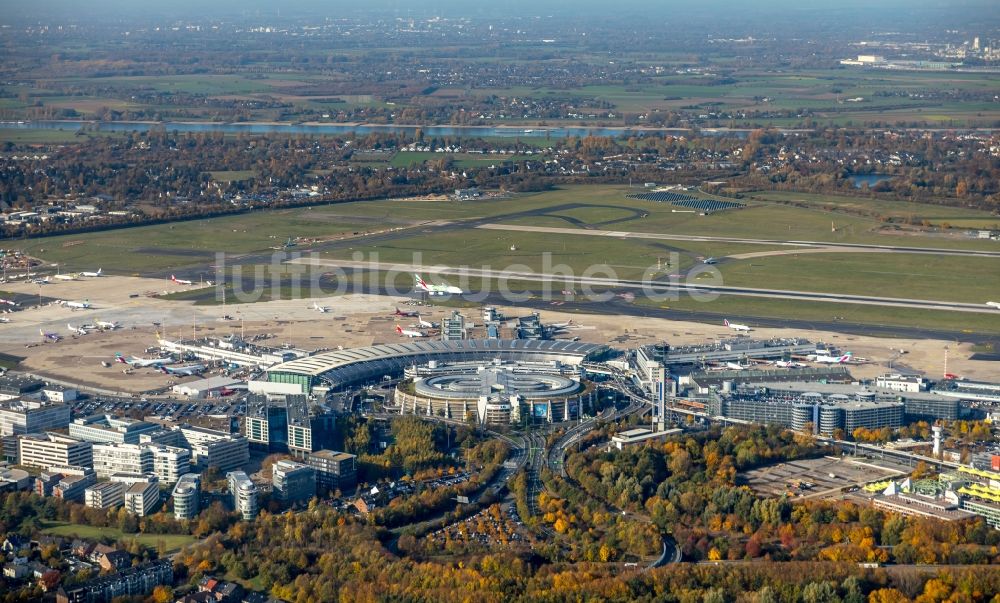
(1, 0), (997, 29)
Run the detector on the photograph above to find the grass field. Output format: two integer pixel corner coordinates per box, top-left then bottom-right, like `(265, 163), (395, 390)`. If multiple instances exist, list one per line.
(40, 521), (197, 553)
(751, 190), (1000, 230)
(0, 128), (124, 144)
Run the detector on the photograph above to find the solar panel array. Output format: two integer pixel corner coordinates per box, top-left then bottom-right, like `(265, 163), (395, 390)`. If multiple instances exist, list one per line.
(626, 191), (745, 213)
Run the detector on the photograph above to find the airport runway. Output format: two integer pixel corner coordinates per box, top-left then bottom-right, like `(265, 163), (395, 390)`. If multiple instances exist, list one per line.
(286, 257), (1000, 315)
(475, 224), (1000, 258)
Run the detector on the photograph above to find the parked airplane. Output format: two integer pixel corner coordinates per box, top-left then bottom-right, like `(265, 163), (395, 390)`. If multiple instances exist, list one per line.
(68, 323), (97, 335)
(987, 301), (1000, 310)
(94, 319), (121, 330)
(724, 319), (751, 332)
(396, 324), (427, 338)
(311, 302), (331, 313)
(115, 353), (171, 367)
(808, 351), (853, 364)
(0, 298), (18, 307)
(417, 315), (439, 329)
(548, 320), (574, 331)
(725, 361), (750, 370)
(413, 274), (463, 296)
(394, 307), (419, 318)
(703, 257), (718, 265)
(774, 360), (807, 368)
(31, 277), (49, 285)
(170, 275), (193, 285)
(40, 329), (62, 342)
(53, 273), (79, 281)
(0, 317), (9, 324)
(80, 268), (102, 278)
(61, 299), (92, 310)
(160, 363), (206, 376)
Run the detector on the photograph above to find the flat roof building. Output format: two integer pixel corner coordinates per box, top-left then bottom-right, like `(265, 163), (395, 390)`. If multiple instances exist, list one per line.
(17, 433), (92, 470)
(272, 460), (316, 504)
(171, 473), (201, 520)
(85, 481), (125, 510)
(69, 415), (160, 445)
(307, 450), (357, 494)
(227, 471), (258, 521)
(124, 478), (160, 517)
(0, 399), (70, 437)
(92, 442), (190, 484)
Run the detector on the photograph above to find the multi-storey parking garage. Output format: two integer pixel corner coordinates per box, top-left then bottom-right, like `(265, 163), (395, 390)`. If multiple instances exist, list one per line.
(265, 340), (609, 395)
(397, 361), (597, 425)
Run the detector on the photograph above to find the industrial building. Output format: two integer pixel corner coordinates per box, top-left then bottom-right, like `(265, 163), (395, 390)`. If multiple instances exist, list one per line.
(69, 415), (160, 445)
(272, 460), (316, 503)
(227, 471), (258, 520)
(171, 376), (241, 399)
(306, 450), (357, 494)
(396, 360), (595, 425)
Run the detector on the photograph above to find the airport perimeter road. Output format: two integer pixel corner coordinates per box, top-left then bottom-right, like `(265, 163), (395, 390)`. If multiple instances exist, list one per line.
(286, 257), (1000, 314)
(475, 224), (1000, 258)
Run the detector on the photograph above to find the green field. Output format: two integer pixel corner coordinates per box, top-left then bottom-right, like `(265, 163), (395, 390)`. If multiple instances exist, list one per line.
(0, 128), (124, 145)
(751, 190), (1000, 230)
(41, 521), (196, 553)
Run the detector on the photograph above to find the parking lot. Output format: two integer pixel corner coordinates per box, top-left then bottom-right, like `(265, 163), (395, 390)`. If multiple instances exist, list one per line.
(738, 456), (906, 500)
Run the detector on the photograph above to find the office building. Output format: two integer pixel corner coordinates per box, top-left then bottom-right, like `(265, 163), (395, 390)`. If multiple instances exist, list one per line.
(178, 425), (249, 472)
(0, 375), (44, 401)
(171, 473), (201, 520)
(53, 468), (97, 503)
(307, 449), (357, 493)
(286, 396), (334, 458)
(17, 433), (92, 470)
(85, 481), (125, 510)
(92, 443), (190, 484)
(0, 399), (70, 437)
(227, 471), (258, 520)
(272, 460), (316, 503)
(245, 394), (288, 451)
(124, 478), (160, 517)
(69, 415), (159, 444)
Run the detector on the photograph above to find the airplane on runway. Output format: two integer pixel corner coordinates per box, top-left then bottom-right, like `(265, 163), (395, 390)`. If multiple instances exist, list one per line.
(396, 324), (427, 338)
(171, 275), (193, 285)
(394, 307), (419, 318)
(32, 277), (49, 285)
(80, 268), (102, 278)
(724, 319), (751, 332)
(808, 351), (853, 364)
(40, 329), (62, 342)
(0, 298), (18, 307)
(68, 323), (97, 335)
(94, 319), (121, 330)
(0, 317), (9, 324)
(115, 353), (171, 367)
(413, 274), (463, 296)
(987, 301), (1000, 310)
(61, 299), (92, 310)
(703, 257), (718, 265)
(311, 302), (331, 313)
(160, 363), (206, 376)
(416, 315), (438, 329)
